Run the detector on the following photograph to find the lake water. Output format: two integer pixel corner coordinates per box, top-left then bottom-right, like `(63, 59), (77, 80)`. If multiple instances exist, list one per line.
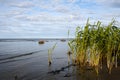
(0, 39), (120, 80)
(0, 39), (75, 80)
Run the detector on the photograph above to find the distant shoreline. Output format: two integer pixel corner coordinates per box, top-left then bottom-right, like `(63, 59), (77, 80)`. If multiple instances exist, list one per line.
(0, 38), (74, 42)
(0, 38), (74, 40)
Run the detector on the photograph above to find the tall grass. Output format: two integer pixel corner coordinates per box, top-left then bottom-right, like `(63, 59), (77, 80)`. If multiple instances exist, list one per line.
(68, 19), (120, 74)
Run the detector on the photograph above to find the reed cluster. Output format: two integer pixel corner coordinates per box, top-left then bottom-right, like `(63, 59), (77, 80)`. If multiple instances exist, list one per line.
(68, 19), (120, 74)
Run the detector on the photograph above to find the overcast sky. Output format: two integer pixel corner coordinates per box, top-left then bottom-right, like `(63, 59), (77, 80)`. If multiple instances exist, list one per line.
(0, 0), (120, 38)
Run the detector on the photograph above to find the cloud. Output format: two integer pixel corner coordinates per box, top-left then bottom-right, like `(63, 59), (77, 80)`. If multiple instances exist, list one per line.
(0, 0), (119, 38)
(109, 1), (120, 8)
(9, 1), (35, 8)
(1, 10), (25, 18)
(103, 13), (120, 18)
(54, 5), (70, 13)
(14, 13), (84, 23)
(91, 0), (120, 8)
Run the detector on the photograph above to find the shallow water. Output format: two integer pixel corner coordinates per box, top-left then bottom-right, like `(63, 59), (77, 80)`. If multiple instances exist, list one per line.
(0, 39), (120, 80)
(0, 39), (71, 80)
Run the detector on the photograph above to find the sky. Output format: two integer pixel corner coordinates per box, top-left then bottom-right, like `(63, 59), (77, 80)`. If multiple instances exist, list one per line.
(0, 0), (120, 38)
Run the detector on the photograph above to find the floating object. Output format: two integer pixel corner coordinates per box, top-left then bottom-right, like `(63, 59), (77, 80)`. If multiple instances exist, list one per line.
(46, 40), (49, 42)
(38, 40), (45, 44)
(61, 39), (66, 42)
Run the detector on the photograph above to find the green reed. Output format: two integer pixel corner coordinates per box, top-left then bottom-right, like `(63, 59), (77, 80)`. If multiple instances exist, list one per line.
(48, 43), (57, 66)
(68, 19), (120, 74)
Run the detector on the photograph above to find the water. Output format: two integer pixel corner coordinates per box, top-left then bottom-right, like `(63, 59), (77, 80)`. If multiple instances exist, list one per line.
(0, 39), (71, 80)
(0, 39), (120, 80)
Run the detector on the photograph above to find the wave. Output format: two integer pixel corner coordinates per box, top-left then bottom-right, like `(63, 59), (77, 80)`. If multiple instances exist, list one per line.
(0, 50), (45, 61)
(0, 57), (32, 64)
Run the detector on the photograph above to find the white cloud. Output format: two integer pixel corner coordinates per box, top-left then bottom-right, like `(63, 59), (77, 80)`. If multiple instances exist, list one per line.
(9, 1), (35, 8)
(1, 10), (25, 17)
(14, 13), (84, 23)
(103, 13), (120, 18)
(54, 5), (70, 13)
(0, 0), (119, 38)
